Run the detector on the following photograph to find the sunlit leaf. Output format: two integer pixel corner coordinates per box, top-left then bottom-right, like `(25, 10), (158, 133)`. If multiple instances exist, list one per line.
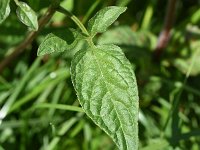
(87, 6), (127, 37)
(71, 44), (139, 149)
(0, 0), (10, 24)
(16, 2), (38, 31)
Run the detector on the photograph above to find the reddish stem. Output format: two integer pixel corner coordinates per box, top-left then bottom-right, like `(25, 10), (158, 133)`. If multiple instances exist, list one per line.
(154, 0), (177, 59)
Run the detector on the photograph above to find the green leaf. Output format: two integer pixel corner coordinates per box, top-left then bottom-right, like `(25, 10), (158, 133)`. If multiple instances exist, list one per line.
(174, 41), (200, 76)
(98, 26), (157, 49)
(37, 29), (80, 56)
(16, 2), (38, 31)
(141, 139), (170, 150)
(71, 44), (139, 150)
(0, 0), (10, 24)
(87, 6), (127, 37)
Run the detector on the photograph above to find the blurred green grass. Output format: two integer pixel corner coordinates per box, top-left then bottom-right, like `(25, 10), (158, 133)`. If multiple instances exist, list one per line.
(1, 0), (200, 149)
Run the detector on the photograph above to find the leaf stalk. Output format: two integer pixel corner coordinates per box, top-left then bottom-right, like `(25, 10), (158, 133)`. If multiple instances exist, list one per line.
(57, 6), (89, 37)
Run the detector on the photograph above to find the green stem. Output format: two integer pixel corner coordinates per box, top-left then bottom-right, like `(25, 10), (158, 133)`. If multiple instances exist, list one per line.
(87, 37), (95, 47)
(57, 6), (95, 47)
(57, 6), (89, 36)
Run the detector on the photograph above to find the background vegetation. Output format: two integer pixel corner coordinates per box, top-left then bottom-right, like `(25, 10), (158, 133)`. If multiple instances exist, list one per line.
(0, 0), (200, 149)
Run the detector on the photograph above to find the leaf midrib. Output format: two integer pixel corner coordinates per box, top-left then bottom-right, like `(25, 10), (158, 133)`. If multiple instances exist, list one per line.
(91, 48), (128, 149)
(21, 7), (35, 28)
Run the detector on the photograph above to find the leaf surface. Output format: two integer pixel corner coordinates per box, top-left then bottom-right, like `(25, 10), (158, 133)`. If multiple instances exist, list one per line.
(71, 44), (138, 150)
(174, 41), (200, 76)
(37, 29), (80, 56)
(16, 2), (38, 31)
(0, 0), (10, 24)
(87, 6), (127, 37)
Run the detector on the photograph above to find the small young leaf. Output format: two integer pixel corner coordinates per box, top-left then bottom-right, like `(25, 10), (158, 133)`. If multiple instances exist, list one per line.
(87, 6), (127, 37)
(37, 29), (80, 56)
(0, 0), (10, 24)
(16, 2), (38, 31)
(71, 44), (139, 150)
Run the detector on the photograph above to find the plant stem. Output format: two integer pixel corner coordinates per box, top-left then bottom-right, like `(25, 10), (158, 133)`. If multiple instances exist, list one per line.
(57, 6), (90, 37)
(154, 0), (177, 59)
(57, 6), (95, 47)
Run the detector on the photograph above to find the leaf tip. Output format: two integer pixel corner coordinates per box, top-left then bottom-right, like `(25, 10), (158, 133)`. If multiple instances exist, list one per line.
(37, 48), (43, 56)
